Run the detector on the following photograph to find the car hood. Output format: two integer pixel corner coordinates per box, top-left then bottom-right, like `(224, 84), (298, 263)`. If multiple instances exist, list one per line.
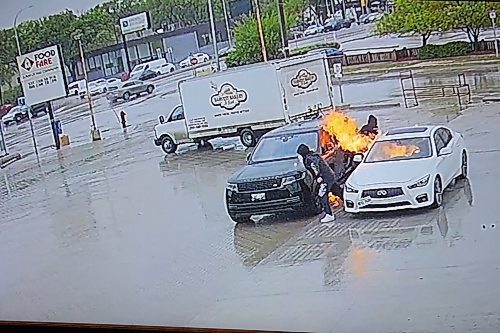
(228, 158), (305, 183)
(348, 158), (434, 186)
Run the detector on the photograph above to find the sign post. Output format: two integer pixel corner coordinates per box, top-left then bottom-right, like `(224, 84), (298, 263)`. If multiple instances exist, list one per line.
(120, 12), (151, 72)
(490, 11), (498, 58)
(333, 62), (344, 104)
(17, 45), (67, 150)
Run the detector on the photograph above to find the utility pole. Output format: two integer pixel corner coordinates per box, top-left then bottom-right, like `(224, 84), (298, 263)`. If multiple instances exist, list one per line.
(490, 11), (499, 58)
(75, 34), (101, 141)
(208, 0), (221, 71)
(14, 5), (40, 156)
(276, 0), (289, 57)
(253, 0), (268, 61)
(221, 0), (233, 48)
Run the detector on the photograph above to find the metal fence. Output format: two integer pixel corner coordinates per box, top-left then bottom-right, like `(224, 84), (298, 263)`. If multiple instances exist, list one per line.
(328, 40), (498, 67)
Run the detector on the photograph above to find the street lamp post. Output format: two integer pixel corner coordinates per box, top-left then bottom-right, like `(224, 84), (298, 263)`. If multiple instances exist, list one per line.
(75, 34), (101, 141)
(208, 0), (221, 71)
(221, 0), (233, 48)
(14, 5), (33, 55)
(14, 5), (40, 156)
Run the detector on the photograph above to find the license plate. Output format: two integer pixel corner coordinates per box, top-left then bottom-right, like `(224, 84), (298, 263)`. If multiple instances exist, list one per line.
(251, 193), (266, 201)
(358, 197), (372, 207)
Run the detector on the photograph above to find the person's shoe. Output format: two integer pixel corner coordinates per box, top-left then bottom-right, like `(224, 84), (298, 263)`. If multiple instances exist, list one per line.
(320, 214), (335, 223)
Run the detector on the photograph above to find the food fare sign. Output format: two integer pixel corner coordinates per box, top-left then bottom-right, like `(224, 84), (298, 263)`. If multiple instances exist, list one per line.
(16, 45), (67, 105)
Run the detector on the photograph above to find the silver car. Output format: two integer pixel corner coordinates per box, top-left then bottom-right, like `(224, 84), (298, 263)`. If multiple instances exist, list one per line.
(106, 80), (155, 103)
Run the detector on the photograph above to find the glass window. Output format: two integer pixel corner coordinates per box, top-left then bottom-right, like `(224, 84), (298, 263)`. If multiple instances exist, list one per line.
(251, 132), (319, 163)
(365, 137), (432, 163)
(434, 132), (445, 153)
(438, 128), (452, 146)
(170, 106), (185, 121)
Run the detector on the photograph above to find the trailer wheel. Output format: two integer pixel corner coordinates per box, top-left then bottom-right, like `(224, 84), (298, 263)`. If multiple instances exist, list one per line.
(240, 129), (256, 147)
(161, 135), (177, 154)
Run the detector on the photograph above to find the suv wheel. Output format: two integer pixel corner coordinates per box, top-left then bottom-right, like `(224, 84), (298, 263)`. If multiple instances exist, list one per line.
(15, 114), (23, 123)
(123, 92), (131, 101)
(147, 85), (154, 94)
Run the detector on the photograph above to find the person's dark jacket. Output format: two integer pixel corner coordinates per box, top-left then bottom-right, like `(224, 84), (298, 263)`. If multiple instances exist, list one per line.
(297, 144), (336, 186)
(360, 115), (379, 136)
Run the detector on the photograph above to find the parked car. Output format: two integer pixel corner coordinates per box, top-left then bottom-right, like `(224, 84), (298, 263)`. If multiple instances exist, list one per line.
(306, 47), (343, 57)
(343, 126), (468, 213)
(225, 119), (355, 223)
(107, 78), (122, 86)
(131, 69), (158, 81)
(68, 79), (86, 96)
(179, 53), (210, 68)
(30, 102), (48, 118)
(303, 24), (324, 36)
(324, 18), (352, 31)
(2, 105), (30, 125)
(0, 104), (14, 119)
(157, 62), (176, 75)
(218, 46), (235, 57)
(129, 59), (169, 78)
(106, 80), (155, 103)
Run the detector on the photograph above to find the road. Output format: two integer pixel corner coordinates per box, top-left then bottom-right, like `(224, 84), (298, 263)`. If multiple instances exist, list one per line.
(1, 47), (500, 331)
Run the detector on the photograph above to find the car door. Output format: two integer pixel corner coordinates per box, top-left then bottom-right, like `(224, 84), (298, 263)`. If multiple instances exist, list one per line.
(434, 128), (455, 186)
(131, 81), (143, 94)
(168, 105), (189, 142)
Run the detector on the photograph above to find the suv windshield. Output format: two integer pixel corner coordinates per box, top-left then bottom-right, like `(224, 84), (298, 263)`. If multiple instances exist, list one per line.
(365, 137), (432, 163)
(251, 131), (318, 163)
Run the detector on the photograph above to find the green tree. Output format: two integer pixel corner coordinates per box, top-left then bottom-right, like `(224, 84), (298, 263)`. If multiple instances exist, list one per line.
(375, 0), (450, 46)
(446, 1), (500, 50)
(227, 0), (306, 66)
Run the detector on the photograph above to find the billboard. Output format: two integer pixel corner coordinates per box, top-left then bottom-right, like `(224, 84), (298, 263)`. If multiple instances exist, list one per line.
(16, 45), (67, 106)
(120, 12), (151, 35)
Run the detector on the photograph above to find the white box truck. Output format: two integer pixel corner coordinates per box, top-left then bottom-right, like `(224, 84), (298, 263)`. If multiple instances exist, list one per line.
(154, 54), (334, 154)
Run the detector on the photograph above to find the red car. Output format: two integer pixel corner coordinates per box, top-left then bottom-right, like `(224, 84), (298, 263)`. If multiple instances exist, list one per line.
(0, 104), (14, 119)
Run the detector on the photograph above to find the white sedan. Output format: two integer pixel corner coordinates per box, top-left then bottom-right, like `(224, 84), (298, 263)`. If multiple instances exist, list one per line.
(344, 125), (468, 213)
(304, 24), (325, 36)
(179, 53), (210, 68)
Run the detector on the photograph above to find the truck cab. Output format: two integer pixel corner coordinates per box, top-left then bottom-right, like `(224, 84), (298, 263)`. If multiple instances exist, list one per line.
(154, 105), (192, 153)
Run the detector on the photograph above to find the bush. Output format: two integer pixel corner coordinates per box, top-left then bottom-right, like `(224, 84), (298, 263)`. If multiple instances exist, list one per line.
(226, 0), (306, 68)
(417, 41), (472, 60)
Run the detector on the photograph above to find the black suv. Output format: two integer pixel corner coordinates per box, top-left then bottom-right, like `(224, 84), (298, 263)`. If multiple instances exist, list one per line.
(225, 119), (356, 223)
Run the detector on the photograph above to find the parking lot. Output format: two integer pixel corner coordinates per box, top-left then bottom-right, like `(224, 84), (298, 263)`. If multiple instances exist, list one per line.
(1, 60), (500, 332)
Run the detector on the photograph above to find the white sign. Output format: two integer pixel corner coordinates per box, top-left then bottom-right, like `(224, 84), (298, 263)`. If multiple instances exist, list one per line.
(333, 63), (343, 78)
(120, 12), (150, 35)
(17, 45), (67, 106)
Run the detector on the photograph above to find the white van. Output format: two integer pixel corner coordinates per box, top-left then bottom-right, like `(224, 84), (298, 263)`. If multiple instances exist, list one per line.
(130, 59), (170, 79)
(68, 79), (86, 96)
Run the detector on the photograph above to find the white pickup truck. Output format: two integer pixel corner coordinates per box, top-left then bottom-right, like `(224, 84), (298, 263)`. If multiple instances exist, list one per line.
(154, 54), (334, 154)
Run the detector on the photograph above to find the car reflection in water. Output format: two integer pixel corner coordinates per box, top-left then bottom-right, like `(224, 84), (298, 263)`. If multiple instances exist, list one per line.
(233, 178), (473, 287)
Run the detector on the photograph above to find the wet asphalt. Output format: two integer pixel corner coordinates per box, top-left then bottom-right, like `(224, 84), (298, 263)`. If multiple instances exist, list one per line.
(0, 64), (500, 332)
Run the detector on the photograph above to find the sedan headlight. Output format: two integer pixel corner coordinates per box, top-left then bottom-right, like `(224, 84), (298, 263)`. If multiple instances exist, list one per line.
(226, 183), (238, 192)
(345, 183), (359, 193)
(408, 175), (430, 189)
(282, 173), (305, 186)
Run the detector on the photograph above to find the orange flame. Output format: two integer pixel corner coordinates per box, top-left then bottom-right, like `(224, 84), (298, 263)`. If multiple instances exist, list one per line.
(329, 193), (342, 207)
(321, 111), (377, 153)
(382, 143), (420, 159)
